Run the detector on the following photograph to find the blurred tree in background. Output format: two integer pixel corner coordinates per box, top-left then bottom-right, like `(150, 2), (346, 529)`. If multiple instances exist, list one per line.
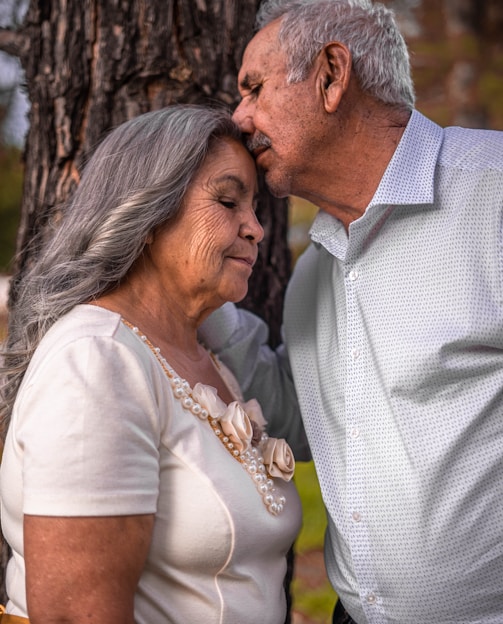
(0, 0), (291, 347)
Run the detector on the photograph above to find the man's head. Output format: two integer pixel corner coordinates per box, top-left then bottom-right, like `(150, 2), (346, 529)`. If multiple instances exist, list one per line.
(254, 0), (415, 109)
(232, 0), (414, 200)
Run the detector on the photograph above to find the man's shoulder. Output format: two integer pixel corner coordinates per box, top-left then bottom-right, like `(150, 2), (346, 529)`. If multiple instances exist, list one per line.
(440, 125), (503, 172)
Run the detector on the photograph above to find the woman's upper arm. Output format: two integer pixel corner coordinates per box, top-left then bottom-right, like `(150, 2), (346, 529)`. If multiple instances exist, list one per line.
(24, 513), (155, 624)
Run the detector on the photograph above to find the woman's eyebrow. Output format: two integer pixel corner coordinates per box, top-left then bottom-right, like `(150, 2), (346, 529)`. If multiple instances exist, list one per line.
(213, 174), (249, 194)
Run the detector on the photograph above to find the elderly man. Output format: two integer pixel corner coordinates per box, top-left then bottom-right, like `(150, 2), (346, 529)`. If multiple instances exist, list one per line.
(200, 1), (503, 623)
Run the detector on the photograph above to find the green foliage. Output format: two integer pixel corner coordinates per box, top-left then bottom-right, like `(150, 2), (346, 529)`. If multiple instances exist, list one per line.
(294, 460), (328, 553)
(293, 461), (338, 621)
(0, 146), (23, 273)
(291, 579), (337, 622)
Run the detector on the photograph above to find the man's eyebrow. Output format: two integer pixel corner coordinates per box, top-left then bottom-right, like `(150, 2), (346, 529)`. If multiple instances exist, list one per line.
(239, 73), (257, 91)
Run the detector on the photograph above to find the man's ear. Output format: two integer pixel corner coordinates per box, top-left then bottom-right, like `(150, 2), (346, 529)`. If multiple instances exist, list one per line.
(318, 41), (352, 113)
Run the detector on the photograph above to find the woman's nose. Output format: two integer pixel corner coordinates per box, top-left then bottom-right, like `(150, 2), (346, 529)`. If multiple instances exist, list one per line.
(241, 210), (264, 243)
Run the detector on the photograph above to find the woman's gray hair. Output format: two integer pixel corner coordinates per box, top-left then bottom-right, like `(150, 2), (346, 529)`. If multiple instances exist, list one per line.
(0, 104), (241, 434)
(256, 0), (415, 110)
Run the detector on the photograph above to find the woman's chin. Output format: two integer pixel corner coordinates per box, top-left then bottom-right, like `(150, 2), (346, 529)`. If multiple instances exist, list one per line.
(224, 286), (250, 305)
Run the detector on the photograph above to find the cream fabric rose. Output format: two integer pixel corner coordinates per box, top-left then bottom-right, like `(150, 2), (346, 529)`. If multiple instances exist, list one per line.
(241, 398), (267, 429)
(261, 437), (295, 482)
(219, 402), (254, 452)
(192, 383), (226, 418)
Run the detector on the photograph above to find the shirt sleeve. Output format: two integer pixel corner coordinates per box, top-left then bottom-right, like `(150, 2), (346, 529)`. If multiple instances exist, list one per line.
(17, 334), (161, 516)
(199, 302), (311, 460)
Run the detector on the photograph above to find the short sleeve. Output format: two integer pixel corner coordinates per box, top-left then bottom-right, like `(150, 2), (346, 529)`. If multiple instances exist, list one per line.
(17, 335), (161, 516)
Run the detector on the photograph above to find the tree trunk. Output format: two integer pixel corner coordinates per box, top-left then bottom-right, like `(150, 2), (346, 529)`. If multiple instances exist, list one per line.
(9, 0), (291, 331)
(0, 0), (292, 613)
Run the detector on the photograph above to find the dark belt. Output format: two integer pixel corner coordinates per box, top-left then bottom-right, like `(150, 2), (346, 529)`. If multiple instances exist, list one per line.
(332, 599), (358, 624)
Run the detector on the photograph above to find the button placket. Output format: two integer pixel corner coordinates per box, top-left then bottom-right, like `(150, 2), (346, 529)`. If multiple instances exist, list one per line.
(345, 260), (383, 621)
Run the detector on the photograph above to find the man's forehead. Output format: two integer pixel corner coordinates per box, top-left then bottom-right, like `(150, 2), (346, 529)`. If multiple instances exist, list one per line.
(244, 21), (282, 62)
(239, 23), (284, 81)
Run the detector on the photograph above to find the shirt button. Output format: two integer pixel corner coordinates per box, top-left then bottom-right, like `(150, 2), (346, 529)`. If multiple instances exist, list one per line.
(348, 269), (359, 281)
(351, 427), (360, 439)
(367, 593), (377, 604)
(351, 348), (360, 359)
(352, 511), (361, 522)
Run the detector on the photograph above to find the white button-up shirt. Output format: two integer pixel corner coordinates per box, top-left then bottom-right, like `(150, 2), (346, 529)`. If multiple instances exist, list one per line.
(200, 111), (503, 623)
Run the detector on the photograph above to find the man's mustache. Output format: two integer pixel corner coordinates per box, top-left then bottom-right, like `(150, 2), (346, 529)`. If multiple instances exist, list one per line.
(246, 133), (272, 153)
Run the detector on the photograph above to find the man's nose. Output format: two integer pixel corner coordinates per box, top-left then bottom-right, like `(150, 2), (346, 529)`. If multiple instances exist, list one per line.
(232, 101), (255, 134)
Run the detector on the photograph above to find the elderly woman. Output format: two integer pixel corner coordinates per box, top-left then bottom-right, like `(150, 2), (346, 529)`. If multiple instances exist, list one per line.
(0, 105), (302, 624)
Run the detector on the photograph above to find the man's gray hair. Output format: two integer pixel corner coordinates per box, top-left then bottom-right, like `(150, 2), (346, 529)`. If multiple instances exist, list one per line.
(256, 0), (415, 109)
(1, 104), (241, 433)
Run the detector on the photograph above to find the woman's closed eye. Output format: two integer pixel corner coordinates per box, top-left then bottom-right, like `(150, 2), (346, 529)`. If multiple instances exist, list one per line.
(219, 198), (238, 209)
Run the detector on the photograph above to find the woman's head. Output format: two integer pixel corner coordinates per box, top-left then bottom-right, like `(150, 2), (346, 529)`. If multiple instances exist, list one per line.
(54, 105), (244, 291)
(142, 135), (262, 313)
(0, 105), (249, 430)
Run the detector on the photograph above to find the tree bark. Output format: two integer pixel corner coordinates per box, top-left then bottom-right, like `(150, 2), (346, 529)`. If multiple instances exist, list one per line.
(7, 0), (291, 338)
(0, 0), (292, 612)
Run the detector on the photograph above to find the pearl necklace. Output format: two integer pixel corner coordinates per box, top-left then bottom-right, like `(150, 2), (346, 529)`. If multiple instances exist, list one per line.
(122, 320), (286, 516)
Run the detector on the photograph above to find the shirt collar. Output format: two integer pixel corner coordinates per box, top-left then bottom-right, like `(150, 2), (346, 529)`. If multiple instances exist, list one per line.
(369, 109), (443, 207)
(309, 110), (444, 248)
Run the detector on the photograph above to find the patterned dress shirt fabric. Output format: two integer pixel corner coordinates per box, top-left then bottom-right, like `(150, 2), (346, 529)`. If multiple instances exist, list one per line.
(198, 110), (503, 624)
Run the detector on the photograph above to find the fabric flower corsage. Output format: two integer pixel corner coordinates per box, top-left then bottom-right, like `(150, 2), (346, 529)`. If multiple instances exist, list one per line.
(192, 383), (254, 452)
(261, 437), (295, 482)
(192, 382), (295, 483)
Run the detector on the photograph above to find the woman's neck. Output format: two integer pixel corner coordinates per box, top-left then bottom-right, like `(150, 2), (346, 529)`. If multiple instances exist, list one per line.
(89, 285), (235, 403)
